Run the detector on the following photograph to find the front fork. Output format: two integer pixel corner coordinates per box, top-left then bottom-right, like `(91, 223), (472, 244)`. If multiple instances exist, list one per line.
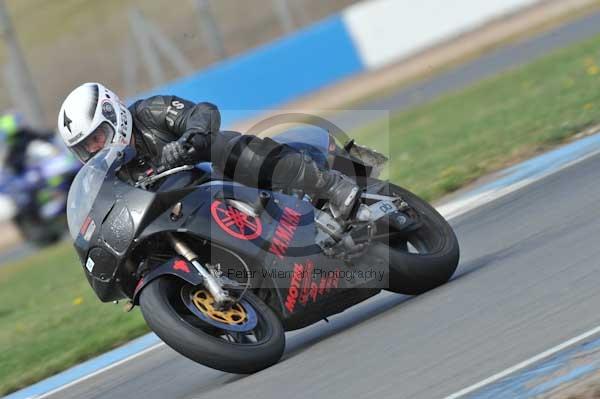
(167, 233), (234, 308)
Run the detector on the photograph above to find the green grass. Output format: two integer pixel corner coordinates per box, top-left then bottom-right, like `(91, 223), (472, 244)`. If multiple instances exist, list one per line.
(3, 27), (600, 397)
(0, 243), (148, 395)
(355, 33), (600, 201)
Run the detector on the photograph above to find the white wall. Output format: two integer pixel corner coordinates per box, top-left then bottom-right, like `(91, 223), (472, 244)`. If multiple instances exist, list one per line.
(343, 0), (541, 69)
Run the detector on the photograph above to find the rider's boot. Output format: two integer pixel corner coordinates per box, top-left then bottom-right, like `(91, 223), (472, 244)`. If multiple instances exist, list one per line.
(316, 169), (360, 219)
(280, 152), (360, 219)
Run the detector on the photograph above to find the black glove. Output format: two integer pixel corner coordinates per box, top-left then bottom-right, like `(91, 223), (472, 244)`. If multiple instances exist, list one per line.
(160, 139), (196, 169)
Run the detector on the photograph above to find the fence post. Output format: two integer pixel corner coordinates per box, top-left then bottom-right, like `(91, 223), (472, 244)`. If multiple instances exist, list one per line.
(193, 0), (226, 59)
(273, 0), (295, 33)
(141, 16), (194, 76)
(0, 0), (45, 127)
(121, 36), (138, 96)
(128, 8), (165, 86)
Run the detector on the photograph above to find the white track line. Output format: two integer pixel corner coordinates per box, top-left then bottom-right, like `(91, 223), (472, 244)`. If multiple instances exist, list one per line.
(35, 342), (165, 399)
(443, 325), (600, 399)
(436, 145), (600, 220)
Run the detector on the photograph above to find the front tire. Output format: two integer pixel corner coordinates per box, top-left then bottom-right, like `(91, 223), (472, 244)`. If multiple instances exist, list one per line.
(139, 277), (285, 374)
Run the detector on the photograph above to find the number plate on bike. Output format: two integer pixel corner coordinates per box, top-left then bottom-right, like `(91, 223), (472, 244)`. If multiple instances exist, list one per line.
(367, 200), (398, 221)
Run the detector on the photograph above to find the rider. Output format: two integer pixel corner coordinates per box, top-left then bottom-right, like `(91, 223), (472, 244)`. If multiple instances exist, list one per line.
(57, 83), (360, 217)
(0, 112), (55, 174)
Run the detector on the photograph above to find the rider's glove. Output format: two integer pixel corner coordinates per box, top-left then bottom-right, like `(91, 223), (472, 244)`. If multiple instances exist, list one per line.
(160, 138), (196, 169)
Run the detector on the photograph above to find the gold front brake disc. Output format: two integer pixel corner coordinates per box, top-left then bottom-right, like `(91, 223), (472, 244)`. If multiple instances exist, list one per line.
(191, 289), (248, 325)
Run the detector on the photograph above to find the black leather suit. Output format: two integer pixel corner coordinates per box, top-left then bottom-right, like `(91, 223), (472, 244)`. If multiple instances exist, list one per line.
(123, 95), (338, 195)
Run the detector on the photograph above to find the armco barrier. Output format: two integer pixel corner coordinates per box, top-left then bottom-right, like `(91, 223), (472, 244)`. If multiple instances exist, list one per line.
(132, 0), (541, 128)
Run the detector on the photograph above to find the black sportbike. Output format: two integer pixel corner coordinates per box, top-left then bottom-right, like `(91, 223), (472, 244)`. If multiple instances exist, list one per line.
(67, 127), (459, 373)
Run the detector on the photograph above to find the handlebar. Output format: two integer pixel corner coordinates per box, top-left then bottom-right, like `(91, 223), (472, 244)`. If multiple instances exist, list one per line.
(154, 164), (168, 175)
(135, 165), (195, 189)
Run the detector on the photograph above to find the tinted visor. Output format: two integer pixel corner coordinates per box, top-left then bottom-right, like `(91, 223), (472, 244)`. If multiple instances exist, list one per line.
(72, 122), (115, 162)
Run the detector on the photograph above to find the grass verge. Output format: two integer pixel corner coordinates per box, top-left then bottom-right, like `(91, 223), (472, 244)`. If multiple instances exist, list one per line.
(0, 243), (148, 395)
(355, 32), (600, 201)
(3, 27), (600, 397)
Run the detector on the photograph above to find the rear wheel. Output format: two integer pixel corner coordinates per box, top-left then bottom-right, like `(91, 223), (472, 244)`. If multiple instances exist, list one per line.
(139, 276), (285, 374)
(368, 182), (460, 295)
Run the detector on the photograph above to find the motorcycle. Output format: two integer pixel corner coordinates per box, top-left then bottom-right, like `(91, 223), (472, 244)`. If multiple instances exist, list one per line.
(0, 138), (80, 245)
(66, 127), (459, 373)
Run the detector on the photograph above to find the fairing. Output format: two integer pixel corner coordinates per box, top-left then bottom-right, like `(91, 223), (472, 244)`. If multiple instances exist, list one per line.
(68, 128), (382, 326)
(67, 144), (133, 240)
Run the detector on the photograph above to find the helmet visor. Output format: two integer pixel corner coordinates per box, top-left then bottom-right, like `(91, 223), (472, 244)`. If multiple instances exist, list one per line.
(71, 122), (115, 162)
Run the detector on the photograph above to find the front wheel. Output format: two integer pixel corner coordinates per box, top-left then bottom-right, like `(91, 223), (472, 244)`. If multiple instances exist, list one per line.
(139, 277), (285, 374)
(367, 182), (460, 295)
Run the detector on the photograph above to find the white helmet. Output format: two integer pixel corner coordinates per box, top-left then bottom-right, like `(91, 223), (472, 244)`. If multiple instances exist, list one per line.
(58, 82), (133, 163)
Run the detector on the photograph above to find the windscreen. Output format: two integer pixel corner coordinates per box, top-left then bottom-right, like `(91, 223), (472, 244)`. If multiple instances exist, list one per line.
(271, 126), (332, 168)
(66, 144), (129, 239)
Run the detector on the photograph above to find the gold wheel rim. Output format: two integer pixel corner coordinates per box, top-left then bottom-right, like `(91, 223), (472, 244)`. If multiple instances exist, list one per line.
(191, 289), (248, 325)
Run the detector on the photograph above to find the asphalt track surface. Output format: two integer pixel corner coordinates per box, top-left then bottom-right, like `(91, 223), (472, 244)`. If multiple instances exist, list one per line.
(46, 138), (600, 399)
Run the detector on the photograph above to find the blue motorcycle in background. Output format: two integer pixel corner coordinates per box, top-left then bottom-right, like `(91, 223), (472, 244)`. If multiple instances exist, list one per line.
(0, 137), (80, 245)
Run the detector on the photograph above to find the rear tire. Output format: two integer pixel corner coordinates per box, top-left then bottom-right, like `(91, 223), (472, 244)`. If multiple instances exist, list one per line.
(139, 277), (285, 374)
(368, 183), (460, 295)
